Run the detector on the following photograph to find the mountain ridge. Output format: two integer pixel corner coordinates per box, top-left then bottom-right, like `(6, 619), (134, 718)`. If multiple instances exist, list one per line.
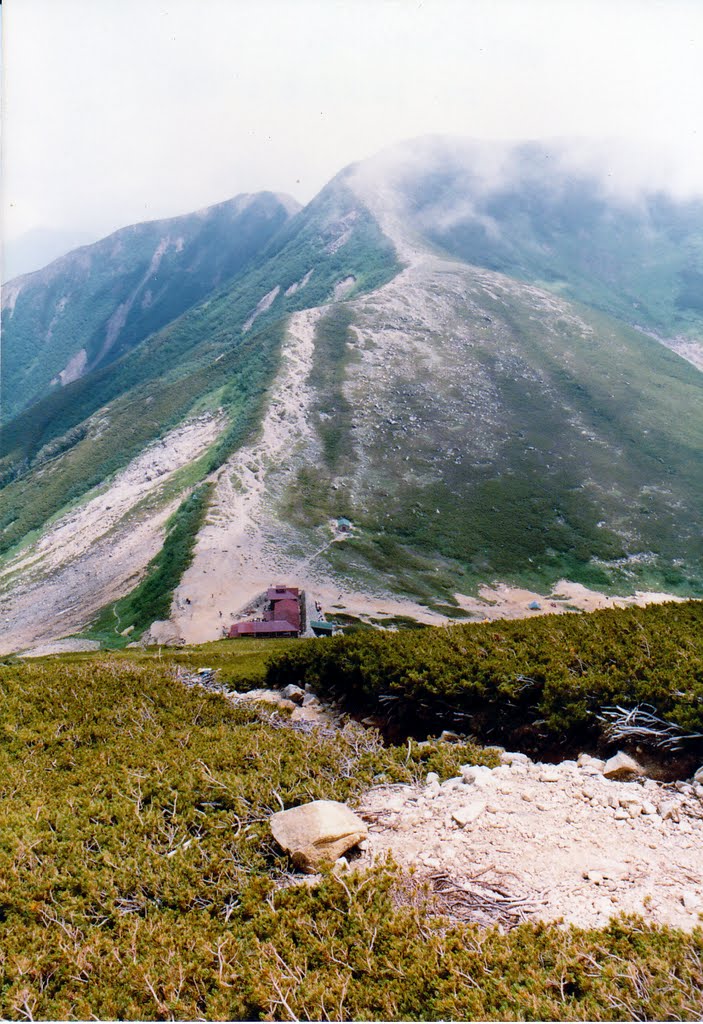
(1, 136), (701, 653)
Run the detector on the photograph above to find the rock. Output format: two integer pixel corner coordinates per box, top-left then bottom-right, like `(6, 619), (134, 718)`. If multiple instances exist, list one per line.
(301, 692), (319, 707)
(693, 766), (703, 785)
(439, 730), (461, 743)
(641, 801), (657, 815)
(500, 751), (531, 766)
(333, 856), (349, 873)
(577, 753), (605, 771)
(681, 891), (701, 911)
(603, 752), (643, 780)
(441, 777), (465, 792)
(281, 684), (305, 705)
(461, 765), (494, 787)
(426, 772), (440, 785)
(585, 870), (604, 883)
(452, 801), (486, 827)
(270, 800), (368, 872)
(618, 793), (642, 808)
(659, 801), (681, 822)
(614, 808), (629, 820)
(539, 769), (561, 783)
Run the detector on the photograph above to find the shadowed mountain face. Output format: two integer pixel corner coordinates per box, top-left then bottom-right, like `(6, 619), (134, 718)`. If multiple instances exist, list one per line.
(1, 137), (702, 652)
(1, 191), (299, 422)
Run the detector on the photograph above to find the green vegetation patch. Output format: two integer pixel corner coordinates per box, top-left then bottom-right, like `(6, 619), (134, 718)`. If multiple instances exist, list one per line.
(308, 304), (358, 472)
(86, 484), (213, 646)
(267, 600), (703, 757)
(0, 652), (701, 1019)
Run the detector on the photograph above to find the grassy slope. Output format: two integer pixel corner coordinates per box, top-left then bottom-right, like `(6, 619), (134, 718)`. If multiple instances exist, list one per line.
(0, 184), (400, 559)
(0, 635), (701, 1020)
(413, 164), (703, 338)
(266, 599), (703, 760)
(295, 273), (703, 602)
(0, 194), (294, 422)
(83, 483), (214, 647)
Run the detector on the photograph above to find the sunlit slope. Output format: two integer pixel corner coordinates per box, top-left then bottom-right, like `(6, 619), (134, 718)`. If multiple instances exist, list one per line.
(284, 257), (703, 596)
(1, 192), (298, 422)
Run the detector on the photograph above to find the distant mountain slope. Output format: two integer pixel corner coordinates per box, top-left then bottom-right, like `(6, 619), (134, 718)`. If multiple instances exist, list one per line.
(0, 178), (399, 569)
(1, 191), (299, 421)
(346, 136), (703, 342)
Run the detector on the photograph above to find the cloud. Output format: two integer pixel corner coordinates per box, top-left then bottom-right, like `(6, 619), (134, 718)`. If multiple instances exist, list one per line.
(3, 0), (702, 263)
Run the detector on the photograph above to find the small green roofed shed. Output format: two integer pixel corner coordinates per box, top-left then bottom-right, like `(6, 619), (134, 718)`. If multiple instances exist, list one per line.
(337, 517), (352, 531)
(310, 620), (337, 636)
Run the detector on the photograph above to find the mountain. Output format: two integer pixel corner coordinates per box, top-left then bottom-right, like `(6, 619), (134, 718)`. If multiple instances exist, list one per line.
(3, 226), (98, 281)
(348, 136), (703, 340)
(1, 137), (701, 654)
(1, 191), (300, 422)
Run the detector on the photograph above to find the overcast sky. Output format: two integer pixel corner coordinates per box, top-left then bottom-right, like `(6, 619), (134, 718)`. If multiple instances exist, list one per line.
(3, 0), (702, 263)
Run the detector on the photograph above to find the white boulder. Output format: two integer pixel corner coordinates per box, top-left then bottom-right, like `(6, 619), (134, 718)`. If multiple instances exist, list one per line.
(270, 800), (368, 872)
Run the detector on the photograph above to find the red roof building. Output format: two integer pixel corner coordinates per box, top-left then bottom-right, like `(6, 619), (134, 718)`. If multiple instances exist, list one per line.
(228, 620), (299, 638)
(266, 586), (300, 602)
(229, 584), (303, 639)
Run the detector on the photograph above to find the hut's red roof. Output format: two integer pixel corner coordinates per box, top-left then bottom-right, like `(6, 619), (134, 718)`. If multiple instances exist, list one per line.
(229, 619), (298, 637)
(268, 598), (300, 628)
(266, 586), (299, 601)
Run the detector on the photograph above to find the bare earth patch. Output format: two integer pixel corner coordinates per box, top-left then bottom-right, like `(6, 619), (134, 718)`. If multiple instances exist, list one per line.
(0, 414), (226, 655)
(357, 756), (703, 931)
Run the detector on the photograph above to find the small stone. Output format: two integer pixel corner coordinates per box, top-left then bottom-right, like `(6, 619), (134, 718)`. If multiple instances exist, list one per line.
(585, 870), (604, 883)
(358, 839), (369, 852)
(426, 772), (440, 786)
(461, 765), (494, 788)
(682, 891), (701, 911)
(660, 802), (681, 822)
(521, 792), (533, 802)
(426, 781), (441, 799)
(618, 794), (642, 808)
(301, 692), (319, 707)
(536, 801), (551, 812)
(452, 801), (486, 827)
(614, 808), (629, 820)
(441, 777), (465, 792)
(439, 730), (461, 743)
(693, 766), (703, 785)
(627, 804), (642, 818)
(539, 769), (561, 783)
(333, 856), (349, 873)
(603, 752), (643, 780)
(641, 801), (657, 815)
(500, 751), (531, 766)
(281, 684), (305, 705)
(577, 753), (606, 772)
